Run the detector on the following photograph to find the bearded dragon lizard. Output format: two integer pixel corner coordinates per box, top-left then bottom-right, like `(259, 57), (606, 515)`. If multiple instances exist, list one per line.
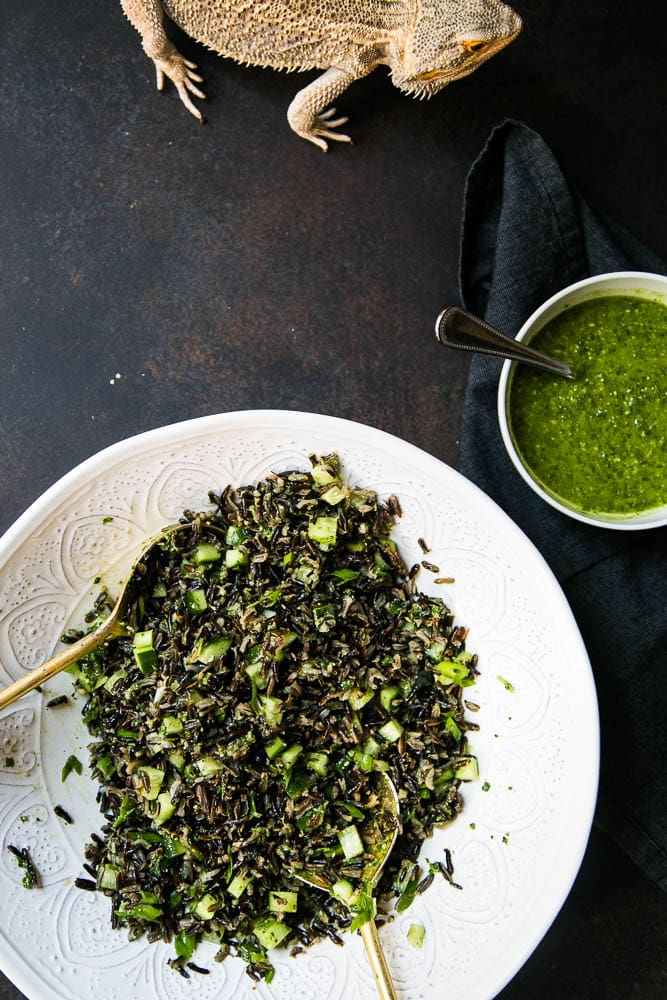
(119, 1), (522, 150)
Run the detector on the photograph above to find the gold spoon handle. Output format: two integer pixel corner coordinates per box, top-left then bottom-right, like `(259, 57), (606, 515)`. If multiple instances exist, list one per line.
(360, 919), (398, 1000)
(0, 618), (120, 712)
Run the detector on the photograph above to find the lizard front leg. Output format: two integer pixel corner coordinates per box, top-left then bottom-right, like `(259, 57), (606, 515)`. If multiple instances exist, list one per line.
(120, 0), (205, 119)
(287, 68), (360, 152)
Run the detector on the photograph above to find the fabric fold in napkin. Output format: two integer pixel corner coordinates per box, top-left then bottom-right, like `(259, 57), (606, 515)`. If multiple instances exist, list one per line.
(457, 120), (667, 889)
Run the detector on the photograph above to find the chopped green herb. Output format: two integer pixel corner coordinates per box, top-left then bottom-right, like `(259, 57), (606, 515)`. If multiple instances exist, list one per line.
(497, 675), (515, 692)
(482, 781), (491, 792)
(8, 845), (41, 889)
(349, 884), (375, 932)
(61, 754), (82, 782)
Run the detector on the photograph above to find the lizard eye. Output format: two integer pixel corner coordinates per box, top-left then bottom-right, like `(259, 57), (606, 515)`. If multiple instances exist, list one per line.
(462, 40), (489, 54)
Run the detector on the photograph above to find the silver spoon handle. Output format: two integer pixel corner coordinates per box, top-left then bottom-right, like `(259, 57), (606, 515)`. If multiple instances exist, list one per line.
(435, 307), (574, 379)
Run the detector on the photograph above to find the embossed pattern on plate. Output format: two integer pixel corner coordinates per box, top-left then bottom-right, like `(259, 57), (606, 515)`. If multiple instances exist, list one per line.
(0, 410), (599, 1000)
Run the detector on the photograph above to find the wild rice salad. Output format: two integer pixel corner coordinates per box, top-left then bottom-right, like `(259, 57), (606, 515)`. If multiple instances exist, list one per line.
(67, 454), (479, 982)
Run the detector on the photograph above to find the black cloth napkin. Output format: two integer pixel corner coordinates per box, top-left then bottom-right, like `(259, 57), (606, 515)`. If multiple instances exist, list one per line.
(457, 120), (667, 889)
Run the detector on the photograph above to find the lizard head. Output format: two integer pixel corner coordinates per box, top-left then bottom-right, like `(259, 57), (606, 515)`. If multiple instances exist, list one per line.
(392, 0), (523, 98)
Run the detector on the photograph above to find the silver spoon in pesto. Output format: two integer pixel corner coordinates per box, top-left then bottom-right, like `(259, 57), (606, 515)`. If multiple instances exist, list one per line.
(435, 307), (575, 379)
(292, 772), (401, 1000)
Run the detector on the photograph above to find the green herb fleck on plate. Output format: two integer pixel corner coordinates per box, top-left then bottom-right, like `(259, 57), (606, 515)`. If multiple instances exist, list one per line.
(62, 754), (83, 782)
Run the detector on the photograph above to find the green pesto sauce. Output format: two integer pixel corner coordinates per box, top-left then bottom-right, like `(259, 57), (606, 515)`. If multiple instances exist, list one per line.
(508, 295), (667, 516)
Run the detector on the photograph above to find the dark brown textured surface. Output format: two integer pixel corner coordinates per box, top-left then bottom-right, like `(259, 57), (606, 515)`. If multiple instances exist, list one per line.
(1, 1), (666, 997)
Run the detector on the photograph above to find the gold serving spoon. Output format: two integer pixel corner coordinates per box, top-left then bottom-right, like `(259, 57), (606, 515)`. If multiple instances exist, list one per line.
(0, 523), (184, 712)
(292, 772), (401, 1000)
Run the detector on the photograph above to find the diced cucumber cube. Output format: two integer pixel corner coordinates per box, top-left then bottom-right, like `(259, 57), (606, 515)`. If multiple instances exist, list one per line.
(193, 542), (222, 564)
(154, 790), (176, 826)
(454, 757), (479, 781)
(193, 636), (232, 663)
(136, 766), (164, 800)
(265, 736), (287, 760)
(305, 751), (329, 776)
(407, 923), (425, 949)
(259, 695), (284, 728)
(253, 917), (291, 950)
(185, 589), (208, 613)
(347, 688), (374, 711)
(264, 630), (297, 662)
(380, 685), (400, 712)
(284, 767), (311, 798)
(279, 744), (303, 769)
(351, 749), (374, 772)
(434, 659), (470, 684)
(245, 659), (268, 691)
(225, 548), (248, 569)
(193, 893), (219, 921)
(425, 641), (446, 662)
(378, 719), (404, 743)
(98, 865), (121, 890)
(320, 485), (348, 505)
(225, 525), (246, 546)
(338, 824), (364, 860)
(160, 715), (183, 736)
(307, 516), (338, 550)
(168, 750), (186, 773)
(133, 630), (157, 673)
(268, 890), (299, 914)
(311, 463), (336, 486)
(293, 562), (317, 585)
(228, 871), (253, 899)
(196, 756), (223, 777)
(332, 879), (355, 904)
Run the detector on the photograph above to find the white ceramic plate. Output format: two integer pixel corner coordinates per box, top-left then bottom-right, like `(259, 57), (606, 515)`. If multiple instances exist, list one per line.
(0, 411), (598, 1000)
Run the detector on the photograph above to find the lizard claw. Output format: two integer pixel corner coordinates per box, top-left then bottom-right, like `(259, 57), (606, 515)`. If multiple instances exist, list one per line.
(151, 44), (206, 121)
(287, 69), (356, 151)
(293, 106), (353, 153)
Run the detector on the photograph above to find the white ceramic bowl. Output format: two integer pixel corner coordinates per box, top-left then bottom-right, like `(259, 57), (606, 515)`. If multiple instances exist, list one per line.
(497, 271), (667, 530)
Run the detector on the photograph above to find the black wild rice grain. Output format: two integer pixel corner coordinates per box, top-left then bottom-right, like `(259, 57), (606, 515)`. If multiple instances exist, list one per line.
(54, 804), (73, 824)
(75, 877), (97, 892)
(46, 695), (70, 708)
